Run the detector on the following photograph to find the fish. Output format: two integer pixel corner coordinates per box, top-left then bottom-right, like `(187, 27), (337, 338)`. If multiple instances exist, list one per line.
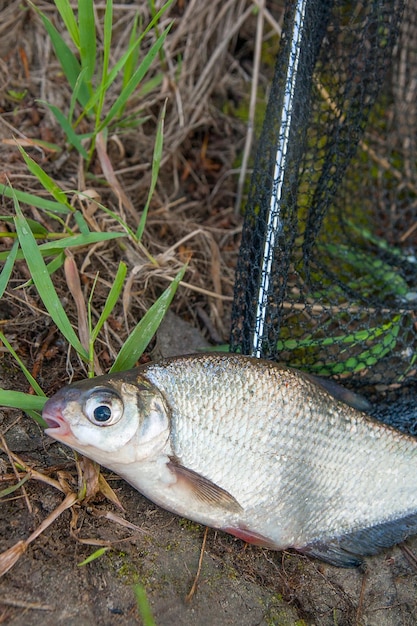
(42, 353), (417, 567)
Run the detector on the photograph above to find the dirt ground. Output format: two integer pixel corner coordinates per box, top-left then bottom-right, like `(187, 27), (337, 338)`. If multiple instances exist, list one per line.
(1, 1), (417, 625)
(2, 315), (417, 626)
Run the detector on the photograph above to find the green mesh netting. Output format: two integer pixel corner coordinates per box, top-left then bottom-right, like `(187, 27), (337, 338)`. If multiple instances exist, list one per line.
(231, 0), (415, 413)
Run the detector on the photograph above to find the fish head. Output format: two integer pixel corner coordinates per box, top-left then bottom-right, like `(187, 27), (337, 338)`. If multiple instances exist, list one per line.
(42, 374), (171, 467)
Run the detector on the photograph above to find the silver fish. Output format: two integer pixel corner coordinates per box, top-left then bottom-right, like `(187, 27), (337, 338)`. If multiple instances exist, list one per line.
(42, 353), (417, 567)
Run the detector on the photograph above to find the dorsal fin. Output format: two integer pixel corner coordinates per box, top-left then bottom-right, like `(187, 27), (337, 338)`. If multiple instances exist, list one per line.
(301, 371), (372, 412)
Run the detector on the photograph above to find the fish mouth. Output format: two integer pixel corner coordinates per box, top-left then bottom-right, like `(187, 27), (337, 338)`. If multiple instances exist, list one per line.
(44, 416), (63, 430)
(43, 398), (72, 439)
(44, 414), (72, 439)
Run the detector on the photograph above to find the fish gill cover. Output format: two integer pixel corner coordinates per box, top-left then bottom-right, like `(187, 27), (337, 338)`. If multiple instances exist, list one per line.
(230, 0), (417, 428)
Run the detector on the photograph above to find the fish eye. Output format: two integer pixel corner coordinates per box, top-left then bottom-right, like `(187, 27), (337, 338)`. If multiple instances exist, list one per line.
(83, 388), (124, 427)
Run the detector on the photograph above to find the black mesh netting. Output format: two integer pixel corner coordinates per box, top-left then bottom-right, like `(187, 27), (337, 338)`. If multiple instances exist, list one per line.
(230, 0), (417, 421)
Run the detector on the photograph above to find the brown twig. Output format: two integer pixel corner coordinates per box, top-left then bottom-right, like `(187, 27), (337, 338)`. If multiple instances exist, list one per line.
(0, 434), (32, 514)
(0, 446), (66, 493)
(30, 326), (56, 392)
(399, 544), (417, 570)
(355, 569), (368, 625)
(0, 598), (54, 611)
(235, 0), (265, 213)
(185, 527), (209, 603)
(64, 252), (103, 376)
(0, 492), (78, 578)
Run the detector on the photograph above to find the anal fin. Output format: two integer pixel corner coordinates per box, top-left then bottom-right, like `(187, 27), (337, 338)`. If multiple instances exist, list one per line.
(168, 457), (243, 514)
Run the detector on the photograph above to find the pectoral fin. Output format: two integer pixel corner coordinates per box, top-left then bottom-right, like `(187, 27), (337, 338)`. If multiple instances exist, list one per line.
(168, 457), (243, 513)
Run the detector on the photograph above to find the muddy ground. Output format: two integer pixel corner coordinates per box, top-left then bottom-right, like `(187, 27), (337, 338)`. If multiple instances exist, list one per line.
(1, 1), (417, 625)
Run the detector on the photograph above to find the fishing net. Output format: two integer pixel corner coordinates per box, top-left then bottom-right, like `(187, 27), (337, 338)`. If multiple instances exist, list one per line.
(230, 0), (417, 410)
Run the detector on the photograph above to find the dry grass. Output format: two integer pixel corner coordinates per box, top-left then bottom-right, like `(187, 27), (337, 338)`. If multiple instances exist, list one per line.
(0, 0), (281, 366)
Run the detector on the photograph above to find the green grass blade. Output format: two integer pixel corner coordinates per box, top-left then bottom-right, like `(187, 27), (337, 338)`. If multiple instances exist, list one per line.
(20, 251), (66, 288)
(73, 210), (91, 235)
(0, 239), (18, 299)
(54, 0), (80, 48)
(0, 389), (46, 412)
(117, 13), (141, 118)
(45, 251), (66, 276)
(74, 194), (136, 238)
(0, 233), (127, 263)
(82, 0), (174, 116)
(148, 0), (167, 68)
(82, 38), (142, 116)
(78, 547), (110, 567)
(0, 473), (31, 499)
(13, 201), (89, 360)
(17, 145), (73, 210)
(0, 215), (48, 236)
(0, 184), (70, 214)
(38, 231), (126, 253)
(98, 24), (172, 131)
(78, 0), (96, 85)
(123, 14), (140, 90)
(68, 67), (90, 123)
(103, 0), (113, 74)
(136, 100), (166, 239)
(25, 410), (47, 427)
(35, 8), (90, 107)
(133, 585), (156, 626)
(144, 0), (175, 35)
(91, 262), (127, 342)
(41, 101), (89, 158)
(110, 265), (186, 372)
(136, 73), (164, 98)
(95, 0), (113, 126)
(0, 332), (46, 396)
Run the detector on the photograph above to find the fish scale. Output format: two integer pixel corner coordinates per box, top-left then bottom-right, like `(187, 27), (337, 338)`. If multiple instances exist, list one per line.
(145, 360), (283, 504)
(43, 353), (417, 567)
(136, 356), (417, 547)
